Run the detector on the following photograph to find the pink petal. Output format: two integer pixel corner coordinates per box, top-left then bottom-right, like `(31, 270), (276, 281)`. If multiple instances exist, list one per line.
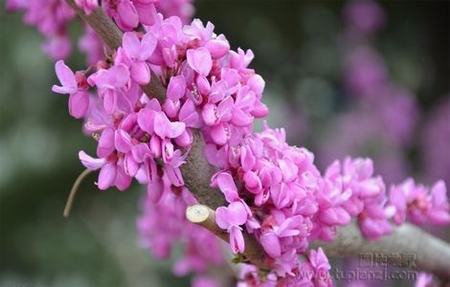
(240, 147), (256, 171)
(427, 210), (450, 225)
(165, 166), (184, 187)
(214, 172), (239, 202)
(79, 151), (105, 170)
(134, 1), (157, 26)
(162, 140), (174, 163)
(98, 162), (117, 190)
(226, 201), (248, 226)
(68, 91), (89, 119)
(124, 155), (138, 176)
(137, 108), (155, 133)
(230, 226), (245, 253)
(97, 128), (115, 158)
(247, 74), (265, 95)
(243, 171), (262, 193)
(251, 101), (269, 118)
(131, 142), (151, 162)
(131, 61), (150, 85)
(202, 103), (217, 126)
(278, 159), (298, 182)
(167, 75), (186, 101)
(154, 112), (185, 138)
(210, 124), (228, 145)
(179, 99), (201, 128)
(53, 60), (77, 94)
(205, 38), (230, 59)
(114, 166), (132, 191)
(231, 107), (253, 127)
(108, 64), (130, 88)
(196, 75), (211, 95)
(147, 177), (164, 203)
(215, 207), (230, 230)
(162, 99), (179, 118)
(139, 32), (157, 60)
(103, 90), (117, 114)
(260, 232), (281, 258)
(122, 32), (140, 59)
(186, 47), (212, 76)
(114, 129), (132, 153)
(431, 180), (448, 208)
(149, 135), (161, 157)
(175, 130), (192, 147)
(116, 0), (139, 30)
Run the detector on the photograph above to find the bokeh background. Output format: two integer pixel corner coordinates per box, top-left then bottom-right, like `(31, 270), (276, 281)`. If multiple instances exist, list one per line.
(1, 0), (449, 286)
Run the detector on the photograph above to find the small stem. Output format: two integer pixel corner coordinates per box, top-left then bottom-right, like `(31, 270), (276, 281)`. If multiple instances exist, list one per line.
(63, 169), (92, 218)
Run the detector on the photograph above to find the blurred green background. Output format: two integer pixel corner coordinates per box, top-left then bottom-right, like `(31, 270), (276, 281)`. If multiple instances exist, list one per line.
(1, 1), (448, 286)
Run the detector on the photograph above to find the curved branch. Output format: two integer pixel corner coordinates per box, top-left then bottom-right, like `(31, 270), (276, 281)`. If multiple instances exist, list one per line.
(65, 0), (225, 209)
(65, 1), (122, 49)
(189, 204), (450, 280)
(312, 223), (450, 281)
(64, 1), (450, 280)
(65, 0), (266, 265)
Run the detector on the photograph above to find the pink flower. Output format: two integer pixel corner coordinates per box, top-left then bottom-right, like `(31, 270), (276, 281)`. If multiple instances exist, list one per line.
(389, 179), (450, 226)
(216, 201), (249, 253)
(52, 60), (89, 119)
(88, 64), (130, 114)
(121, 31), (157, 84)
(154, 112), (186, 139)
(79, 151), (131, 190)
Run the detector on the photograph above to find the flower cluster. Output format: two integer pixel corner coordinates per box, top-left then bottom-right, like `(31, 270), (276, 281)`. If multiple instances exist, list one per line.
(46, 4), (449, 287)
(389, 179), (450, 226)
(138, 187), (223, 286)
(320, 158), (392, 240)
(6, 0), (193, 62)
(103, 0), (194, 31)
(6, 0), (76, 60)
(237, 248), (332, 287)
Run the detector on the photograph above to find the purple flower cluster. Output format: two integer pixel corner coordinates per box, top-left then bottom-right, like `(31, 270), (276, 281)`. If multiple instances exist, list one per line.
(138, 187), (224, 285)
(389, 179), (450, 226)
(318, 158), (391, 240)
(6, 0), (76, 60)
(44, 4), (449, 287)
(6, 0), (193, 62)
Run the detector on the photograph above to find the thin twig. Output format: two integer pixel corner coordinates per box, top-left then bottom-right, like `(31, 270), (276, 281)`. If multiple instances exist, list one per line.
(63, 169), (92, 218)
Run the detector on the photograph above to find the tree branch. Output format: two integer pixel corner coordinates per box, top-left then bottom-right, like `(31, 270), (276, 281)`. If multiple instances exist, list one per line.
(312, 223), (450, 281)
(181, 131), (226, 209)
(65, 1), (122, 49)
(64, 1), (450, 279)
(189, 204), (450, 280)
(65, 0), (264, 266)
